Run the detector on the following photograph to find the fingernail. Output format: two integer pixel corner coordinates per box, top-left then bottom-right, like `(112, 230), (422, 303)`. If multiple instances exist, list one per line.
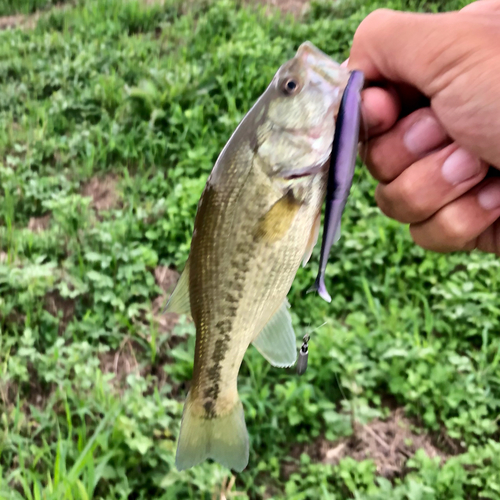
(478, 182), (500, 210)
(441, 148), (481, 185)
(341, 58), (349, 68)
(404, 116), (447, 156)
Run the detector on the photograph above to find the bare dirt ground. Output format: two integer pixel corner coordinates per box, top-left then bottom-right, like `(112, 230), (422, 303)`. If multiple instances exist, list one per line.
(283, 408), (450, 480)
(0, 14), (34, 30)
(262, 0), (310, 16)
(0, 2), (72, 30)
(81, 175), (120, 211)
(27, 214), (51, 232)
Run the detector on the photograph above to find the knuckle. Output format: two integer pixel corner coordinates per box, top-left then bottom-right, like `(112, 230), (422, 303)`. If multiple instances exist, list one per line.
(353, 9), (397, 50)
(409, 204), (473, 253)
(357, 9), (393, 34)
(408, 224), (425, 248)
(409, 228), (433, 251)
(374, 184), (393, 218)
(409, 223), (449, 253)
(434, 207), (471, 248)
(384, 174), (430, 223)
(397, 175), (429, 221)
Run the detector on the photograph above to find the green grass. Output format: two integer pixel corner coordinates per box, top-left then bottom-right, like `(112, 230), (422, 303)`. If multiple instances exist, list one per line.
(1, 0), (500, 498)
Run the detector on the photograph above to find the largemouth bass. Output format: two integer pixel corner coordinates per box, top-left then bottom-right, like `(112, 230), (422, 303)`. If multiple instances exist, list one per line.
(165, 41), (351, 472)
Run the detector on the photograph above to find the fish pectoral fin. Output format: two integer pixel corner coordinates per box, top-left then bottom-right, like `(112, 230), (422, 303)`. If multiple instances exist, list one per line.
(255, 190), (301, 244)
(162, 259), (191, 316)
(176, 394), (249, 472)
(252, 299), (297, 368)
(302, 210), (321, 267)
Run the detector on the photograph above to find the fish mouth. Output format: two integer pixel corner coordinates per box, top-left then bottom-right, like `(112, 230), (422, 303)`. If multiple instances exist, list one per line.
(280, 158), (330, 180)
(296, 41), (350, 89)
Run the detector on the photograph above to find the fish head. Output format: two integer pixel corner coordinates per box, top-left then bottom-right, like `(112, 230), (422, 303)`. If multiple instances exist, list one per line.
(255, 41), (351, 179)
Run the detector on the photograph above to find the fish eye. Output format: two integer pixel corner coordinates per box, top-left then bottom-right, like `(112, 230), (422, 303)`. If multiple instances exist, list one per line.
(281, 77), (300, 96)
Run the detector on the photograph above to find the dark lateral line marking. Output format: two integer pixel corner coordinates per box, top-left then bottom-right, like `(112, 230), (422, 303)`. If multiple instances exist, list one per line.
(201, 231), (257, 419)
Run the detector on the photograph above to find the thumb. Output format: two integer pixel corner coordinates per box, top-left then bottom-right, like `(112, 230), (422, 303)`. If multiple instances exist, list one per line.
(347, 9), (499, 98)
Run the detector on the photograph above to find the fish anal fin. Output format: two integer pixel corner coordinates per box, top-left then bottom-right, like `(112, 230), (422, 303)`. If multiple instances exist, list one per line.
(302, 210), (321, 267)
(162, 260), (191, 316)
(252, 299), (297, 367)
(255, 190), (301, 244)
(175, 395), (249, 472)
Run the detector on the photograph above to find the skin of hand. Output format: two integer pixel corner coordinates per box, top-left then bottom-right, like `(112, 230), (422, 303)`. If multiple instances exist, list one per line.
(346, 0), (500, 254)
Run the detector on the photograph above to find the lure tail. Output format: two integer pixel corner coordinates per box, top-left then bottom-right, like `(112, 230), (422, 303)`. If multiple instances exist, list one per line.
(175, 393), (249, 472)
(308, 275), (332, 303)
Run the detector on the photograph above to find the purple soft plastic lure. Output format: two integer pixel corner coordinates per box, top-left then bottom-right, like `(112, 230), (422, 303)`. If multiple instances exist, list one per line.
(309, 70), (365, 303)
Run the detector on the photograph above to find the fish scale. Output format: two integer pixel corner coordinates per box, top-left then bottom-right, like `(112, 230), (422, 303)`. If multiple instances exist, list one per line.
(191, 171), (267, 417)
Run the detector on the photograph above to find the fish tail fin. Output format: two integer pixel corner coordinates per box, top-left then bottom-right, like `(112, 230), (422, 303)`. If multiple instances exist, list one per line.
(175, 394), (249, 472)
(307, 276), (332, 303)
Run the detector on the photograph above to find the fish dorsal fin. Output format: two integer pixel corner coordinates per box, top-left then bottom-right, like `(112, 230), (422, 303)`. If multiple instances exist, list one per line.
(252, 299), (297, 368)
(302, 210), (321, 267)
(162, 260), (191, 316)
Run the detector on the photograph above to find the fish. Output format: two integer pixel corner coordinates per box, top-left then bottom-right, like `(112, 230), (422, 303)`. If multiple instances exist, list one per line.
(309, 70), (364, 303)
(164, 41), (351, 472)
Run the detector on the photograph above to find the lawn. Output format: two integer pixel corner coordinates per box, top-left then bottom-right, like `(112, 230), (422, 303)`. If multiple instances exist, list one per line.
(1, 0), (499, 498)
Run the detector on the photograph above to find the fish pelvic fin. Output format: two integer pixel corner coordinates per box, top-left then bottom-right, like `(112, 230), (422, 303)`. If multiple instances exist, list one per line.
(175, 394), (249, 472)
(162, 260), (191, 316)
(252, 298), (297, 367)
(307, 276), (332, 303)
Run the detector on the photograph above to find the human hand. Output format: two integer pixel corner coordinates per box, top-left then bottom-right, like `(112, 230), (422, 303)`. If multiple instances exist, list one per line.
(347, 1), (500, 254)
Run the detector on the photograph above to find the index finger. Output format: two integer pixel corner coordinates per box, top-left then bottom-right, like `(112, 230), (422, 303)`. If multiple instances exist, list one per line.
(347, 8), (496, 97)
